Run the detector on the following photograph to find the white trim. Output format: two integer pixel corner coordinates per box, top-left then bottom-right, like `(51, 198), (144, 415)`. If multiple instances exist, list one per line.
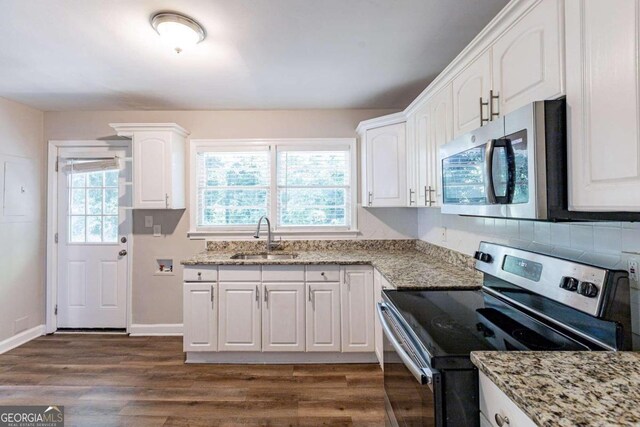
(46, 140), (133, 334)
(109, 122), (190, 138)
(129, 323), (184, 336)
(185, 350), (377, 364)
(189, 138), (358, 238)
(0, 325), (45, 354)
(355, 111), (407, 135)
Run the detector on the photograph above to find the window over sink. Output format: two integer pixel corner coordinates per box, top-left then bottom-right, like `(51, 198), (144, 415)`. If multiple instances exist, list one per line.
(190, 139), (357, 237)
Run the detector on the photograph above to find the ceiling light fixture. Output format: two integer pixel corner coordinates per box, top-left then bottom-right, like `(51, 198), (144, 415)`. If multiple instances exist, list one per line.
(151, 12), (206, 54)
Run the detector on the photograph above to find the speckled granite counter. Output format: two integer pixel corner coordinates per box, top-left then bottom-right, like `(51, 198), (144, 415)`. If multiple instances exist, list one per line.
(181, 240), (482, 291)
(471, 351), (640, 427)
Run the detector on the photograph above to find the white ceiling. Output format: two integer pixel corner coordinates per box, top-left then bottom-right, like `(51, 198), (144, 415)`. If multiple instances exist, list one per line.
(0, 0), (509, 111)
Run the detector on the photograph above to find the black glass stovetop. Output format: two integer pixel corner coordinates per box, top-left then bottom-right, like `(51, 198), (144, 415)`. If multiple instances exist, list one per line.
(382, 285), (612, 370)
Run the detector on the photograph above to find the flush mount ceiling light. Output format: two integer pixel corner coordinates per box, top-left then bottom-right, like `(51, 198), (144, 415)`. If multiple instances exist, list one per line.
(151, 12), (206, 54)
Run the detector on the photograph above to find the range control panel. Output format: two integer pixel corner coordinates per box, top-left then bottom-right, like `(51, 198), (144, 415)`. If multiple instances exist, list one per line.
(474, 242), (609, 317)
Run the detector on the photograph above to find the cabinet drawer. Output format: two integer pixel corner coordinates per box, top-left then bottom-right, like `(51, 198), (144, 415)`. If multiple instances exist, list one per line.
(183, 265), (218, 282)
(262, 265), (305, 282)
(219, 265), (262, 281)
(479, 372), (536, 427)
(306, 265), (340, 282)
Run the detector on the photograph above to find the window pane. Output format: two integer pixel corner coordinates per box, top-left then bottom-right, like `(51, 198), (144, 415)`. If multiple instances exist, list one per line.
(70, 189), (85, 215)
(104, 188), (118, 215)
(71, 173), (86, 187)
(86, 216), (102, 242)
(200, 189), (269, 226)
(202, 152), (270, 186)
(103, 215), (118, 242)
(278, 188), (347, 226)
(87, 171), (104, 187)
(70, 216), (86, 243)
(203, 208), (267, 226)
(105, 170), (119, 187)
(87, 189), (103, 215)
(277, 151), (349, 186)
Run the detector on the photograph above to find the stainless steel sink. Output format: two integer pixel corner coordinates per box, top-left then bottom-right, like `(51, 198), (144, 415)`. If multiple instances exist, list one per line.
(230, 253), (299, 260)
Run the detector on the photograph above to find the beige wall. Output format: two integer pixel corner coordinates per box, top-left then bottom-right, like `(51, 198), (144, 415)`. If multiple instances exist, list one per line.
(0, 97), (45, 341)
(44, 109), (416, 325)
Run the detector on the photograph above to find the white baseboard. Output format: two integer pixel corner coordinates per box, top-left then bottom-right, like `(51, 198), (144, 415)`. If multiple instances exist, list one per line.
(185, 351), (378, 364)
(129, 323), (183, 336)
(0, 324), (45, 354)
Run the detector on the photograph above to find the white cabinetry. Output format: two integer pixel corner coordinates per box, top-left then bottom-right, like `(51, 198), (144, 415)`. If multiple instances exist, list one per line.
(183, 283), (217, 352)
(364, 122), (408, 207)
(492, 0), (564, 117)
(341, 266), (374, 352)
(110, 123), (188, 209)
(306, 281), (341, 352)
(452, 50), (493, 138)
(566, 0), (640, 211)
(479, 372), (536, 427)
(218, 282), (261, 351)
(262, 283), (305, 352)
(428, 83), (453, 206)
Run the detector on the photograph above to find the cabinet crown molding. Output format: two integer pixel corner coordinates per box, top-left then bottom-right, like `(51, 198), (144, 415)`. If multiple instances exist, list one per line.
(356, 112), (407, 135)
(109, 123), (190, 138)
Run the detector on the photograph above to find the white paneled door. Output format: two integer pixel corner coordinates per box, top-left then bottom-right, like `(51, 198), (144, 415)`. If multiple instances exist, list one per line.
(56, 146), (131, 328)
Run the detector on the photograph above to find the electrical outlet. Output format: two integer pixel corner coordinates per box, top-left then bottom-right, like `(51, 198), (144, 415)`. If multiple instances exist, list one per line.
(144, 216), (153, 228)
(153, 224), (161, 237)
(441, 227), (447, 242)
(628, 258), (639, 288)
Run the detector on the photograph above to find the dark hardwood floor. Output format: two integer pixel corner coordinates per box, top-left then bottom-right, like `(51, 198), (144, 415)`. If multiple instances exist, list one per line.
(0, 334), (384, 426)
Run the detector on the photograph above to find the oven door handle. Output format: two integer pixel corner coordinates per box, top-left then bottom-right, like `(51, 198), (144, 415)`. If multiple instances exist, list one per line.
(377, 303), (433, 385)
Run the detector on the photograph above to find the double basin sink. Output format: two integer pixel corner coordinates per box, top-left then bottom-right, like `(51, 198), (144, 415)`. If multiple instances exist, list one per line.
(230, 252), (299, 260)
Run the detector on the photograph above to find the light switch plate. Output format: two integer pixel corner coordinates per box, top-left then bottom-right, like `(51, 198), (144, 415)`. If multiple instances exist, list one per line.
(144, 216), (153, 228)
(153, 224), (161, 237)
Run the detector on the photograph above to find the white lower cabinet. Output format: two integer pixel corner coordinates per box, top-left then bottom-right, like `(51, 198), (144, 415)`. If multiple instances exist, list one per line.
(183, 283), (217, 352)
(373, 270), (384, 366)
(306, 282), (341, 352)
(479, 372), (536, 427)
(262, 283), (305, 352)
(341, 266), (375, 352)
(218, 282), (262, 351)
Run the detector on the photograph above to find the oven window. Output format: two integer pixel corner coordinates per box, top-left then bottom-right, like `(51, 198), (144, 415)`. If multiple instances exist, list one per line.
(442, 146), (487, 205)
(509, 130), (529, 204)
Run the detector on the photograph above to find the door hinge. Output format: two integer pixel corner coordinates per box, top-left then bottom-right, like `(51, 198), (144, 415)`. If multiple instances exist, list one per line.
(54, 305), (58, 315)
(54, 233), (58, 244)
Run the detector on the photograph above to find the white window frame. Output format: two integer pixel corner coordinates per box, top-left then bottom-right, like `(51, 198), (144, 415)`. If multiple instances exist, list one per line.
(189, 138), (358, 239)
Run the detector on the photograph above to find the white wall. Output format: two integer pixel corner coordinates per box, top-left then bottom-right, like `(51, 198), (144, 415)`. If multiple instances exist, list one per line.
(0, 97), (45, 342)
(44, 109), (415, 325)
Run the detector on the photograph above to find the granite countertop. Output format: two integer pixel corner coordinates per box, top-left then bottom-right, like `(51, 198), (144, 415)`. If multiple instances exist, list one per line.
(181, 240), (483, 291)
(471, 351), (640, 427)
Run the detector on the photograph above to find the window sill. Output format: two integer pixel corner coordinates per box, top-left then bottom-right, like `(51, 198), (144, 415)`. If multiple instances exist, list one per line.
(188, 229), (361, 240)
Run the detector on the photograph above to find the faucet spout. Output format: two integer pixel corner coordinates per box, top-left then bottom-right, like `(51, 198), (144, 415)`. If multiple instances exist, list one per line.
(254, 216), (278, 251)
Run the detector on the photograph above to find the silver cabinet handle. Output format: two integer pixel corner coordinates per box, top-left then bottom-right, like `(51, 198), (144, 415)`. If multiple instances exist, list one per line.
(489, 90), (500, 120)
(424, 186), (428, 206)
(264, 287), (268, 307)
(427, 186), (436, 206)
(480, 97), (489, 126)
(165, 193), (169, 209)
(409, 188), (415, 205)
(308, 284), (312, 302)
(368, 191), (373, 206)
(255, 285), (259, 304)
(495, 413), (510, 426)
(210, 285), (214, 309)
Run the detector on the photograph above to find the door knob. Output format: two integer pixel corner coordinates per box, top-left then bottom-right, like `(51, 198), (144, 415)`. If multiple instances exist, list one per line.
(119, 250), (128, 256)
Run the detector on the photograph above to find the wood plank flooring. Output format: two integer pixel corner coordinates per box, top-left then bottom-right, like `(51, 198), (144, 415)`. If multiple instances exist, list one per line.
(0, 334), (384, 426)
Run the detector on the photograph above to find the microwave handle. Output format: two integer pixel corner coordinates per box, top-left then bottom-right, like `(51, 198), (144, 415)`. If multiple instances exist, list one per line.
(484, 139), (498, 204)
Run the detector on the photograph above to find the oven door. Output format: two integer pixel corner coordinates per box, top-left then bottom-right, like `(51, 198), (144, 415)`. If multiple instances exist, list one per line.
(377, 302), (442, 427)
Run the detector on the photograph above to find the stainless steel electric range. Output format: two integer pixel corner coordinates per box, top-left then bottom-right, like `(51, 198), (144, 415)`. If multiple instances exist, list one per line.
(378, 241), (636, 427)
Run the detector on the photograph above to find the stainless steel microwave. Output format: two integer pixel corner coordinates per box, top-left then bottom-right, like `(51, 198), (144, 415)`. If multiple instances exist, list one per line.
(439, 99), (639, 221)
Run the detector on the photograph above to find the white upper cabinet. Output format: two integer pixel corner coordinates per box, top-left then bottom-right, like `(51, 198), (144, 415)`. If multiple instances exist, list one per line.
(262, 283), (305, 352)
(183, 283), (217, 352)
(566, 0), (640, 211)
(492, 0), (564, 117)
(429, 83), (454, 206)
(218, 282), (261, 351)
(412, 99), (431, 207)
(110, 123), (188, 209)
(452, 50), (492, 138)
(306, 281), (341, 352)
(341, 266), (374, 352)
(364, 122), (408, 207)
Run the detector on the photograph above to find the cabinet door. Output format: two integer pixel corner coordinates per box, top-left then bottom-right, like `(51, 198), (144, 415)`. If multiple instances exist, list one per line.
(262, 283), (305, 352)
(373, 270), (383, 367)
(183, 283), (217, 352)
(429, 83), (454, 206)
(492, 0), (564, 117)
(218, 282), (261, 351)
(366, 123), (408, 207)
(566, 0), (640, 211)
(413, 100), (431, 207)
(341, 267), (374, 352)
(306, 282), (341, 352)
(133, 131), (169, 209)
(452, 50), (492, 138)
